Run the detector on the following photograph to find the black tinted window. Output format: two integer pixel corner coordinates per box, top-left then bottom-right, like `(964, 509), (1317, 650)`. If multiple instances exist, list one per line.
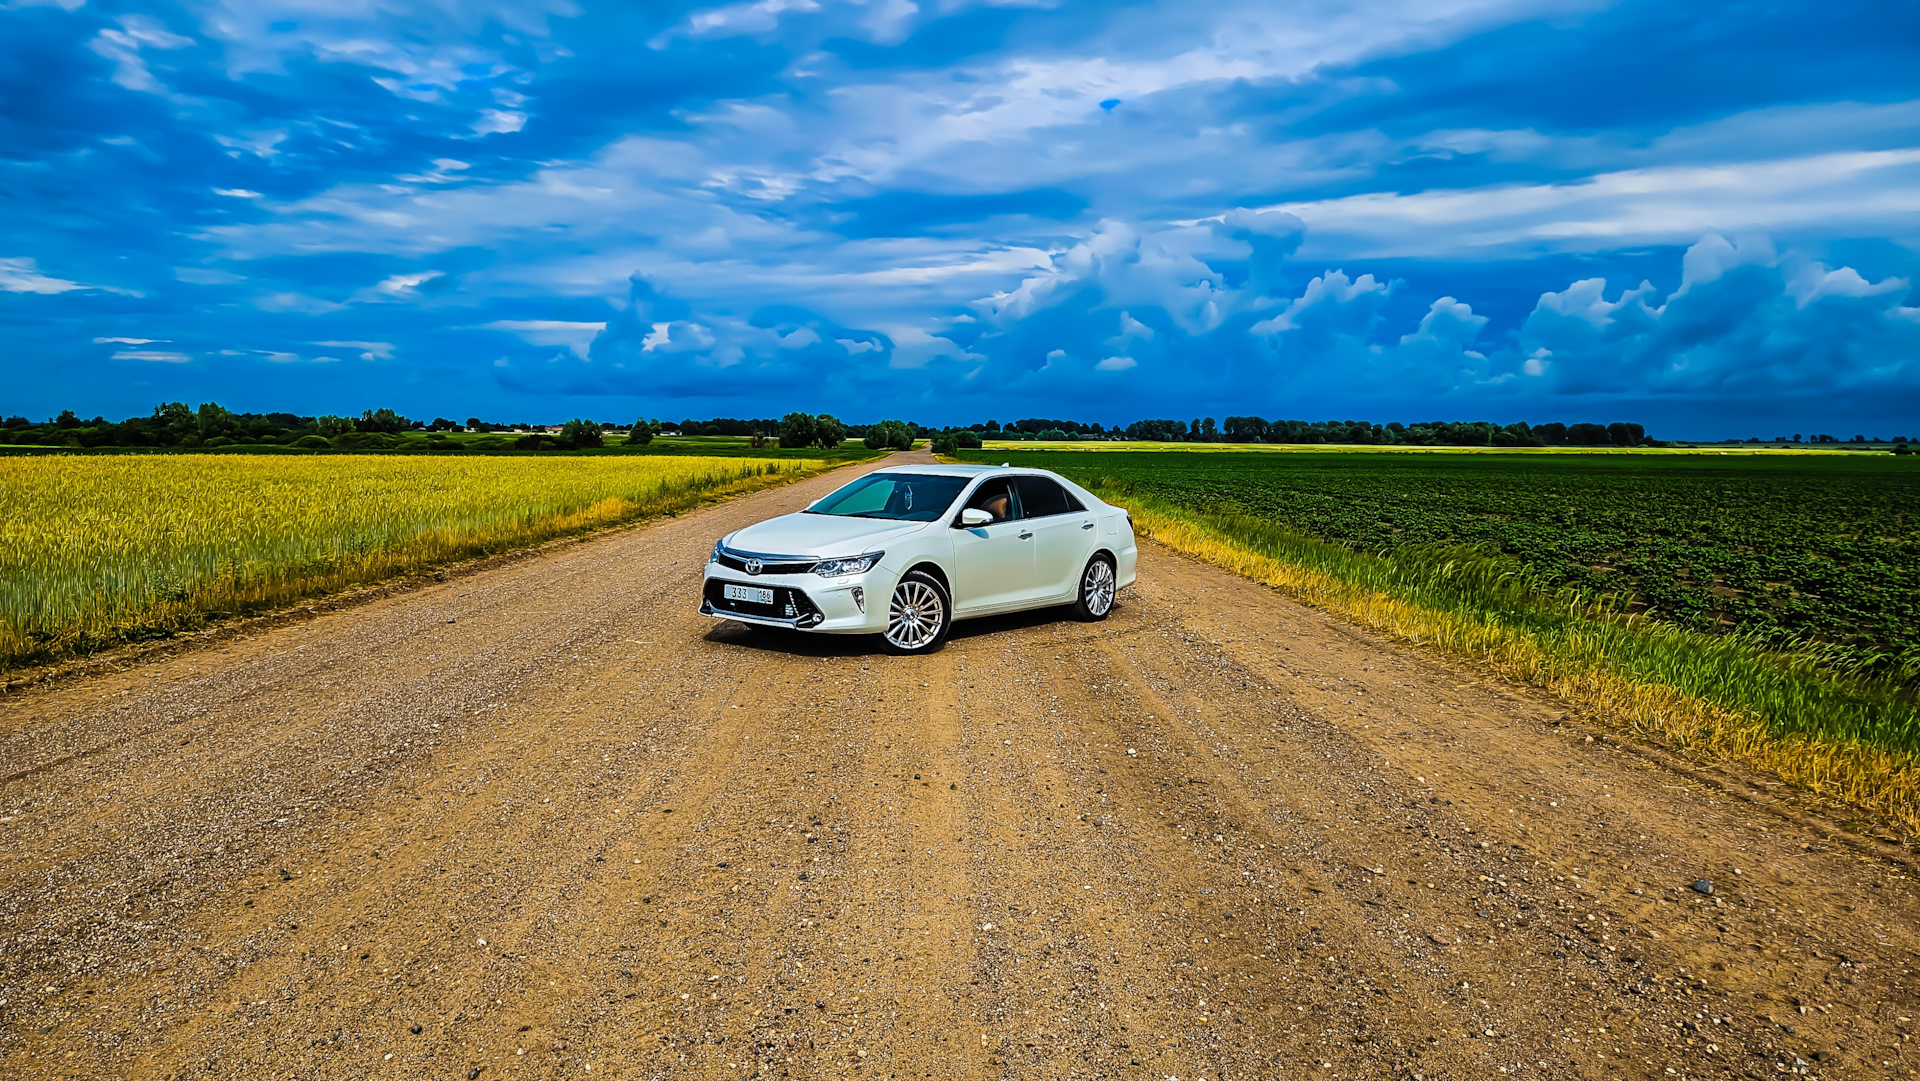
(1014, 476), (1080, 518)
(963, 478), (1016, 523)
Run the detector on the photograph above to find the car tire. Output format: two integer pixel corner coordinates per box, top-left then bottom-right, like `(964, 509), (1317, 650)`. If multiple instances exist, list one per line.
(1069, 554), (1118, 622)
(880, 570), (952, 654)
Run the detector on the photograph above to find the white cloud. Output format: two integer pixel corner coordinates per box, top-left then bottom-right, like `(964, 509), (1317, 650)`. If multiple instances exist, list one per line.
(1263, 149), (1920, 258)
(88, 15), (194, 94)
(113, 350), (193, 363)
(483, 319), (605, 357)
(0, 257), (84, 294)
(214, 188), (263, 198)
(174, 266), (247, 285)
(471, 109), (527, 136)
(94, 337), (162, 344)
(313, 340), (396, 359)
(655, 0), (821, 44)
(254, 291), (346, 314)
(1095, 355), (1137, 371)
(368, 270), (445, 298)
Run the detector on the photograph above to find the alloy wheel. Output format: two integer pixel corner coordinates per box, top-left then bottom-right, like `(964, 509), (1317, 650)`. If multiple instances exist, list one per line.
(1083, 559), (1116, 616)
(885, 579), (946, 650)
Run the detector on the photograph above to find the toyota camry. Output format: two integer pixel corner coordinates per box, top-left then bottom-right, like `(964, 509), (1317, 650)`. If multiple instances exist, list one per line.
(700, 464), (1138, 653)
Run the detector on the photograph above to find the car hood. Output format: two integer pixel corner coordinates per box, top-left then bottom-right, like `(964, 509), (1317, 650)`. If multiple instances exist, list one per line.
(725, 513), (930, 558)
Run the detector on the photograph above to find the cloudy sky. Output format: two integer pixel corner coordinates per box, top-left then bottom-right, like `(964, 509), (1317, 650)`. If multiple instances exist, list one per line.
(3, 0), (1917, 435)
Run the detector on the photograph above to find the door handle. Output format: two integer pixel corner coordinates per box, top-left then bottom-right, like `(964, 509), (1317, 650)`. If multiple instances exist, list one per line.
(1080, 521), (1095, 530)
(1019, 531), (1034, 540)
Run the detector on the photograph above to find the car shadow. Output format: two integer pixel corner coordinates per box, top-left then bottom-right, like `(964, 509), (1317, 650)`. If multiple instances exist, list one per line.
(702, 605), (1086, 656)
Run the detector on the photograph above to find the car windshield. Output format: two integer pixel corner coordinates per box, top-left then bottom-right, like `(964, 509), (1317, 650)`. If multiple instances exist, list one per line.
(805, 473), (971, 522)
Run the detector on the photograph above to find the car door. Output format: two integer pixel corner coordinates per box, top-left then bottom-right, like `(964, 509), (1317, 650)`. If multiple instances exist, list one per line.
(946, 477), (1040, 613)
(1011, 475), (1096, 603)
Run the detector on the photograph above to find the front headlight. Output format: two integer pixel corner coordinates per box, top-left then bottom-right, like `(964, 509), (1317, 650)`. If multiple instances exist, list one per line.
(812, 552), (883, 577)
(709, 538), (725, 564)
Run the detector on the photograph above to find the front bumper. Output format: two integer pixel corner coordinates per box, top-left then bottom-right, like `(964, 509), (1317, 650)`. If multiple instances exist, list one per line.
(701, 568), (887, 634)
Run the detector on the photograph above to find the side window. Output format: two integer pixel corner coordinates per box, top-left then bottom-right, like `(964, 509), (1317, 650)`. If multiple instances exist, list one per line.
(963, 478), (1016, 523)
(1014, 476), (1076, 518)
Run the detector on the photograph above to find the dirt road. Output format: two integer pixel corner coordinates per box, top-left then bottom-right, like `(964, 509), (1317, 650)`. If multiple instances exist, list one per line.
(3, 451), (1916, 1081)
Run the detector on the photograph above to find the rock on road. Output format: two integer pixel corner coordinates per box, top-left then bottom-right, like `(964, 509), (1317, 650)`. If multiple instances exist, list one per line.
(2, 451), (1916, 1081)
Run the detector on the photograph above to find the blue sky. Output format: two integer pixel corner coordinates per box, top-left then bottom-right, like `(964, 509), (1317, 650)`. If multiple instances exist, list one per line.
(2, 0), (1917, 435)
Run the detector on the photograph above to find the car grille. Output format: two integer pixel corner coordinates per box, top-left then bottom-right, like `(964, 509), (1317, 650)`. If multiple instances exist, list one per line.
(703, 578), (824, 622)
(716, 552), (816, 575)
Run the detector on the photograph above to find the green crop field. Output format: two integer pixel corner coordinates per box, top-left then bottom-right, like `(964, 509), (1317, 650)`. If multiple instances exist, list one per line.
(956, 444), (1920, 824)
(958, 447), (1920, 670)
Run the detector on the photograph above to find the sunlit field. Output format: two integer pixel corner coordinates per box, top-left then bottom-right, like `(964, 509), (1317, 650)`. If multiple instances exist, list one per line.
(0, 454), (827, 669)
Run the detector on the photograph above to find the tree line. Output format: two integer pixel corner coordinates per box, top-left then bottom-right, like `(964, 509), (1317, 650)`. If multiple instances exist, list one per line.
(12, 403), (1912, 454)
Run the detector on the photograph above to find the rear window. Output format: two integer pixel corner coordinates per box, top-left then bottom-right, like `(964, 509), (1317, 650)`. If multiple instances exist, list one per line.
(1014, 476), (1082, 518)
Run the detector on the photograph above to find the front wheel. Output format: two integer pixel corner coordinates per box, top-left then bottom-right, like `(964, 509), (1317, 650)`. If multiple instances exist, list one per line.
(1069, 555), (1117, 621)
(881, 570), (952, 654)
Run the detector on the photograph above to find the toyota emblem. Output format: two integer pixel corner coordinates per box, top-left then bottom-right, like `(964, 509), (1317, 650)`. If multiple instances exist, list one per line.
(744, 558), (763, 575)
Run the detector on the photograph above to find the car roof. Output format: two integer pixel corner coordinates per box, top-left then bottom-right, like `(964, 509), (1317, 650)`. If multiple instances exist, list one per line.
(869, 463), (1004, 476)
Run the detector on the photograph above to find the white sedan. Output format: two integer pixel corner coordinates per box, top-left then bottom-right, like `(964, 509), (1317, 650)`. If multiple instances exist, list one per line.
(701, 464), (1138, 653)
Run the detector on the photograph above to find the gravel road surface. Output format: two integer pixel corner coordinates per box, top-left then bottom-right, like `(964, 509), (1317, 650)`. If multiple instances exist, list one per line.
(3, 451), (1916, 1081)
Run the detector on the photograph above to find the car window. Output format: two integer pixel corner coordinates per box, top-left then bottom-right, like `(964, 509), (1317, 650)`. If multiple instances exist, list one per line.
(1013, 475), (1080, 518)
(806, 473), (971, 522)
(962, 478), (1017, 523)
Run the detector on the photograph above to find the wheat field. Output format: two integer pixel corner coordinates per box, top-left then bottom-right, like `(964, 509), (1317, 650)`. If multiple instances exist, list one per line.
(0, 453), (824, 669)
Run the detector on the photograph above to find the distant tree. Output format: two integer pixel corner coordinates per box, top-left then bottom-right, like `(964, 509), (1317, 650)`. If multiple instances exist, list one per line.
(954, 429), (982, 449)
(814, 414), (846, 449)
(315, 414), (355, 436)
(427, 417), (459, 431)
(147, 402), (193, 443)
(1566, 422), (1609, 446)
(559, 418), (603, 449)
(779, 411), (819, 448)
(53, 409), (79, 429)
(1222, 416), (1266, 442)
(627, 417), (654, 445)
(864, 419), (912, 450)
(359, 408), (409, 433)
(196, 402), (236, 438)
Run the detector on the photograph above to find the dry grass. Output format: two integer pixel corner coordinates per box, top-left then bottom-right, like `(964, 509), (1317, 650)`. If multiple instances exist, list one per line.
(1119, 498), (1920, 836)
(0, 453), (829, 670)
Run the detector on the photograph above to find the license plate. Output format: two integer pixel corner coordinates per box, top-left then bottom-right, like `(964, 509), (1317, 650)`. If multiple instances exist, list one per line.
(724, 583), (774, 605)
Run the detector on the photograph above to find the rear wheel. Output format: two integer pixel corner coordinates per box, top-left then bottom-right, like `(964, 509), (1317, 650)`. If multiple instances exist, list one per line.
(1069, 554), (1117, 621)
(881, 570), (952, 654)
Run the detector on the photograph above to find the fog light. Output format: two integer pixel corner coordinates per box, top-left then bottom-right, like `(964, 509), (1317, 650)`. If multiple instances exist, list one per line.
(851, 586), (865, 613)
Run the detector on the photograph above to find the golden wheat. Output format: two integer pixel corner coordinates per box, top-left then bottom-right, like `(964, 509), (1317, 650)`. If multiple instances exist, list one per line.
(0, 453), (825, 668)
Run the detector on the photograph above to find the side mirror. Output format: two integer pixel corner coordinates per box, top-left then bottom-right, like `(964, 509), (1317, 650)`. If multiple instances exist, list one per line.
(958, 508), (992, 528)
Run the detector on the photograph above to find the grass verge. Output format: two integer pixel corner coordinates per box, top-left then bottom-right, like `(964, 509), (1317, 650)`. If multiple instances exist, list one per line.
(1100, 485), (1920, 836)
